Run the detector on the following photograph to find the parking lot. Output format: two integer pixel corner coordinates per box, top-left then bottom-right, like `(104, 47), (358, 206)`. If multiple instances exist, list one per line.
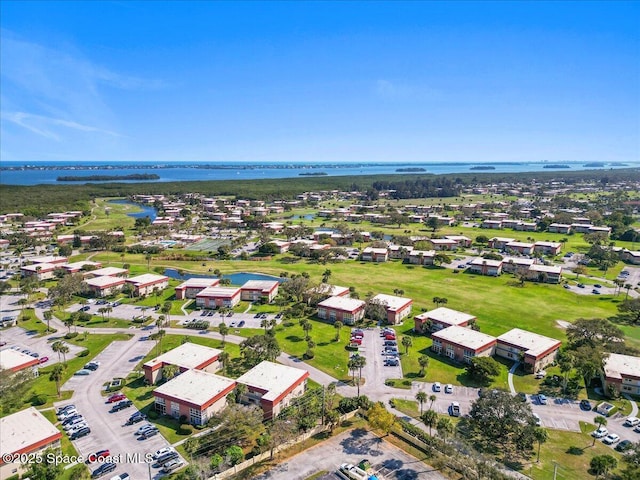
(178, 310), (282, 330)
(59, 335), (179, 479)
(358, 328), (403, 385)
(254, 428), (445, 480)
(0, 324), (85, 367)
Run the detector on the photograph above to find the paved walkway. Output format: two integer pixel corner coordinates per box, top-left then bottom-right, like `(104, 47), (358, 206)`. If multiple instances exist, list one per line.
(624, 394), (638, 418)
(508, 361), (520, 394)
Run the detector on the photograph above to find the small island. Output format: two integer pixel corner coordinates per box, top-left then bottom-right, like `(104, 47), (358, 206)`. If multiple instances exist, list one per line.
(542, 164), (570, 169)
(395, 167), (427, 172)
(57, 174), (161, 181)
(470, 166), (496, 171)
(298, 172), (328, 176)
(583, 162), (605, 168)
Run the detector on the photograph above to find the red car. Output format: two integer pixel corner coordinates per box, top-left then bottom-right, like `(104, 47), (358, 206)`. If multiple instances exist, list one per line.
(107, 393), (126, 403)
(38, 356), (49, 364)
(385, 334), (396, 341)
(87, 450), (110, 463)
(349, 337), (362, 345)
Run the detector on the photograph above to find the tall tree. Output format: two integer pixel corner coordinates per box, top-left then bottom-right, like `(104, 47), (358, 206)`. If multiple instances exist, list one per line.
(533, 427), (548, 463)
(416, 391), (427, 415)
(421, 409), (438, 436)
(367, 402), (396, 437)
(418, 355), (429, 377)
(333, 320), (343, 342)
(218, 322), (229, 345)
(49, 364), (66, 398)
(401, 336), (413, 354)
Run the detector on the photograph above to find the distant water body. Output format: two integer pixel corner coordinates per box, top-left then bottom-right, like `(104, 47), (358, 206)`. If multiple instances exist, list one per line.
(0, 161), (636, 186)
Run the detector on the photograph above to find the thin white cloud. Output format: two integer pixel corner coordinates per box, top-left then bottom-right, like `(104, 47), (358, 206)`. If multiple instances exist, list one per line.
(2, 111), (122, 140)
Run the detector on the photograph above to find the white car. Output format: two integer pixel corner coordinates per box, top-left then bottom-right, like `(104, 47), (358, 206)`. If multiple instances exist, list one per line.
(135, 423), (157, 436)
(624, 416), (640, 427)
(444, 384), (453, 394)
(532, 413), (541, 426)
(152, 447), (176, 459)
(602, 433), (620, 445)
(433, 382), (441, 392)
(591, 427), (609, 438)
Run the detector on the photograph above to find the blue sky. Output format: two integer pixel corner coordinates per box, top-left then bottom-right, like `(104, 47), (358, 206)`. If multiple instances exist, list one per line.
(1, 1), (638, 163)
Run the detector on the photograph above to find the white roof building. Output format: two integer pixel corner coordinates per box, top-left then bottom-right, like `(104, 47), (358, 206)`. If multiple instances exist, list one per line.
(153, 369), (236, 408)
(236, 361), (309, 403)
(496, 328), (561, 359)
(415, 307), (476, 327)
(317, 296), (366, 312)
(144, 343), (222, 371)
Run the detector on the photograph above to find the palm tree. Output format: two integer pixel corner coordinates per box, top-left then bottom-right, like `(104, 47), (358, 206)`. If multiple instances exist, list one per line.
(49, 364), (66, 398)
(322, 269), (332, 283)
(64, 317), (74, 334)
(120, 253), (126, 266)
(348, 355), (366, 397)
(152, 329), (166, 357)
(105, 306), (112, 320)
(436, 417), (454, 440)
(421, 409), (438, 436)
(625, 283), (633, 300)
(416, 391), (427, 415)
(333, 320), (343, 342)
(43, 310), (53, 332)
(219, 351), (230, 373)
(145, 253), (152, 271)
(218, 322), (229, 345)
(260, 318), (269, 333)
(59, 343), (70, 363)
(593, 416), (608, 446)
(401, 336), (413, 354)
(418, 355), (429, 377)
(52, 341), (64, 362)
(429, 394), (437, 410)
(533, 427), (548, 463)
(301, 320), (313, 341)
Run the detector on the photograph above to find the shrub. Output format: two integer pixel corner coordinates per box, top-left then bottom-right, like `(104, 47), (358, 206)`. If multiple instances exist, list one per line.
(147, 410), (159, 419)
(179, 414), (188, 424)
(78, 349), (89, 357)
(32, 394), (47, 406)
(178, 423), (193, 435)
(64, 332), (79, 339)
(303, 348), (315, 359)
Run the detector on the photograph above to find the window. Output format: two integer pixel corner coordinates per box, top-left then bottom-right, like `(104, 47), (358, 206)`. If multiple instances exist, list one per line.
(189, 408), (202, 425)
(155, 397), (166, 415)
(171, 402), (180, 418)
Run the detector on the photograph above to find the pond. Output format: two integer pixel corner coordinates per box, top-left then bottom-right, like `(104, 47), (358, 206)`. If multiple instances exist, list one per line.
(108, 199), (158, 222)
(164, 268), (286, 286)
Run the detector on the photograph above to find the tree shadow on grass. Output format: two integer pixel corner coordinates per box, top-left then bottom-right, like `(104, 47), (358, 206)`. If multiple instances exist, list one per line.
(567, 446), (584, 455)
(285, 335), (304, 343)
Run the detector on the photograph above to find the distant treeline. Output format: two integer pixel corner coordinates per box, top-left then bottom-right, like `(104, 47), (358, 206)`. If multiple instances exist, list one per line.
(57, 174), (160, 181)
(1, 168), (639, 216)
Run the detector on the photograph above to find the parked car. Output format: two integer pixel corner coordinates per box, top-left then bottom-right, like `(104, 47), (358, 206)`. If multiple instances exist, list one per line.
(125, 412), (146, 425)
(616, 440), (633, 452)
(238, 320), (245, 327)
(384, 358), (399, 366)
(580, 399), (592, 411)
(577, 283), (585, 288)
(58, 409), (78, 420)
(350, 337), (362, 345)
(594, 284), (603, 289)
(444, 384), (453, 394)
(63, 417), (86, 430)
(87, 450), (111, 463)
(108, 475), (130, 480)
(56, 404), (76, 415)
(591, 427), (609, 438)
(433, 382), (441, 392)
(84, 361), (101, 371)
(602, 433), (620, 445)
(70, 426), (91, 440)
(592, 289), (601, 295)
(107, 393), (126, 403)
(563, 284), (570, 289)
(449, 402), (460, 417)
(152, 447), (176, 459)
(110, 400), (133, 412)
(156, 451), (179, 466)
(531, 413), (541, 426)
(139, 427), (159, 439)
(39, 356), (49, 364)
(161, 459), (185, 473)
(537, 394), (548, 405)
(74, 369), (92, 376)
(134, 423), (157, 436)
(624, 416), (640, 427)
(91, 462), (117, 478)
(61, 414), (82, 426)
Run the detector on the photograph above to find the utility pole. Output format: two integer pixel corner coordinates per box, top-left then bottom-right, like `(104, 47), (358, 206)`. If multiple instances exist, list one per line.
(321, 385), (326, 425)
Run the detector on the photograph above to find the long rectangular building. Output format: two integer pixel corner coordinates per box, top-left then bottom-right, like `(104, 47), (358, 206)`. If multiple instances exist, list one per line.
(496, 328), (561, 372)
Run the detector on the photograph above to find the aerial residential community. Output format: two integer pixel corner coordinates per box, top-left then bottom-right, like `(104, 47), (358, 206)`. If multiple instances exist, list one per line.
(1, 2), (639, 480)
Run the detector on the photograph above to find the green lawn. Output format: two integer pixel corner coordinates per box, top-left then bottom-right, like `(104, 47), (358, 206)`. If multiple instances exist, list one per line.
(391, 398), (421, 418)
(523, 422), (624, 480)
(7, 333), (132, 413)
(14, 308), (53, 336)
(86, 252), (637, 388)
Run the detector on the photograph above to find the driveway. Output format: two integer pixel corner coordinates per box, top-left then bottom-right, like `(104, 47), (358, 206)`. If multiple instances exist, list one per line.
(254, 429), (446, 480)
(59, 335), (179, 479)
(0, 326), (84, 367)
